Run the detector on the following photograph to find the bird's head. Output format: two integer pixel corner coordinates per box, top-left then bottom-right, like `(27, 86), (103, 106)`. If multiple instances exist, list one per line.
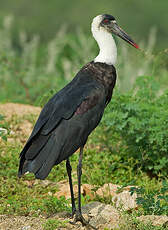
(92, 14), (139, 49)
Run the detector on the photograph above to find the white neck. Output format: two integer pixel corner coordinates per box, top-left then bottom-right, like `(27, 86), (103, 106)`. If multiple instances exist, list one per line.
(91, 16), (117, 65)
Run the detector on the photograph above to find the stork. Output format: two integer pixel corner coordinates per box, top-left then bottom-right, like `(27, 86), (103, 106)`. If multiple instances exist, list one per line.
(18, 14), (138, 228)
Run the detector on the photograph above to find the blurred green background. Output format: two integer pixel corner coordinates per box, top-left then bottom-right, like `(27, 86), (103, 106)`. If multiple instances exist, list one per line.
(0, 0), (168, 104)
(0, 0), (167, 50)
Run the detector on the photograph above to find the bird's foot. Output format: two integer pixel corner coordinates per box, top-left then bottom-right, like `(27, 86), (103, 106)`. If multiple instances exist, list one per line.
(70, 211), (97, 230)
(70, 207), (76, 219)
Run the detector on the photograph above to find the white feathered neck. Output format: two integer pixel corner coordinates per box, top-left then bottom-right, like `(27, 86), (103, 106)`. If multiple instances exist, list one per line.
(91, 15), (117, 65)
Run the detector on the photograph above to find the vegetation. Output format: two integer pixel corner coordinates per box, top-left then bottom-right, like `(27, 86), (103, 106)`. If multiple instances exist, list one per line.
(0, 115), (8, 141)
(43, 219), (68, 230)
(118, 214), (168, 230)
(0, 0), (167, 50)
(0, 13), (168, 229)
(102, 76), (168, 178)
(130, 181), (168, 216)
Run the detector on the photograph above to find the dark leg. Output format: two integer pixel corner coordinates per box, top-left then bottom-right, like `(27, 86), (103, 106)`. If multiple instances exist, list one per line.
(70, 147), (97, 230)
(66, 158), (76, 217)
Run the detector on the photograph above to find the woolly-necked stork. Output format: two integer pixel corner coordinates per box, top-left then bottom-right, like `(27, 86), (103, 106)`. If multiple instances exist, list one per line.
(18, 14), (138, 228)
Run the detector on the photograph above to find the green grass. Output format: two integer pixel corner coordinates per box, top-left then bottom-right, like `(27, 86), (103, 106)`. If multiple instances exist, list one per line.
(43, 219), (68, 230)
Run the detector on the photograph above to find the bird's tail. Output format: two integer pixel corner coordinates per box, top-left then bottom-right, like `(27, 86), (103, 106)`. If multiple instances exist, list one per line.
(18, 134), (60, 180)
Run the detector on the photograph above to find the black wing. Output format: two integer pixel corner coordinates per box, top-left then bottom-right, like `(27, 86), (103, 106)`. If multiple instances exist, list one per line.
(20, 69), (100, 155)
(18, 67), (105, 177)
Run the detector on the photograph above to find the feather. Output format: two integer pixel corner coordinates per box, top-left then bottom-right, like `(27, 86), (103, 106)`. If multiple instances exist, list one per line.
(18, 61), (117, 179)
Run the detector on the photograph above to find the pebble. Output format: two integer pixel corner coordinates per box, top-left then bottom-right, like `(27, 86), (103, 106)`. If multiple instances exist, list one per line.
(22, 226), (31, 230)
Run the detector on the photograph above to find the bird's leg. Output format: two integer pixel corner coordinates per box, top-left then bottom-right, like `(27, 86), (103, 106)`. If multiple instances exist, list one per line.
(71, 146), (84, 223)
(66, 158), (76, 217)
(70, 147), (97, 230)
(77, 146), (83, 213)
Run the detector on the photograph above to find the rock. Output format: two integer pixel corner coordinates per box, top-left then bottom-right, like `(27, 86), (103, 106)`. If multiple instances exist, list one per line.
(52, 201), (122, 229)
(82, 184), (95, 199)
(22, 226), (31, 230)
(55, 181), (138, 212)
(96, 183), (138, 211)
(96, 183), (120, 197)
(54, 180), (95, 199)
(112, 190), (138, 211)
(137, 215), (168, 226)
(81, 202), (121, 229)
(55, 180), (80, 199)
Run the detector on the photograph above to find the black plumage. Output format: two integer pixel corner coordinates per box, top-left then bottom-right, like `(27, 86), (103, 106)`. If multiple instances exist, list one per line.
(18, 62), (116, 179)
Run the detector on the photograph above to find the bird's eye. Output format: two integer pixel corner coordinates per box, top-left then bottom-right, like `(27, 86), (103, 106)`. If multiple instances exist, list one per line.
(103, 19), (109, 24)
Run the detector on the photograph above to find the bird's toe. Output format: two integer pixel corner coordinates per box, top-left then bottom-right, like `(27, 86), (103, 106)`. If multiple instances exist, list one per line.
(69, 211), (97, 230)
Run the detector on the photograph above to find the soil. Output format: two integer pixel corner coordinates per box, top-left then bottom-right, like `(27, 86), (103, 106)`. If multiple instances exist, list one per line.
(0, 214), (89, 230)
(0, 103), (41, 120)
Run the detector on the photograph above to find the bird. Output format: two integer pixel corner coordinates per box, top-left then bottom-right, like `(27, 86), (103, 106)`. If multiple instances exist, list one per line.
(18, 14), (138, 228)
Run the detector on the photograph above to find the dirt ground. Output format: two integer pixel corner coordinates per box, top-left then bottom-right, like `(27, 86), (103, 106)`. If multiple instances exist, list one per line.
(0, 214), (93, 230)
(0, 215), (46, 230)
(0, 103), (41, 120)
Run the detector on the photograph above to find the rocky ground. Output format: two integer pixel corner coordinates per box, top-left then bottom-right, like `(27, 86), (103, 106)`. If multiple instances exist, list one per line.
(0, 103), (168, 230)
(0, 201), (122, 230)
(1, 202), (168, 230)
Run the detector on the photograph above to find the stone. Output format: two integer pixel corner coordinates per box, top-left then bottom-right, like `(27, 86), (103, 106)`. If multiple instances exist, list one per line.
(54, 180), (95, 199)
(137, 215), (168, 226)
(112, 190), (138, 211)
(55, 181), (80, 199)
(96, 183), (120, 197)
(82, 202), (121, 229)
(82, 184), (95, 199)
(96, 183), (138, 211)
(22, 226), (31, 230)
